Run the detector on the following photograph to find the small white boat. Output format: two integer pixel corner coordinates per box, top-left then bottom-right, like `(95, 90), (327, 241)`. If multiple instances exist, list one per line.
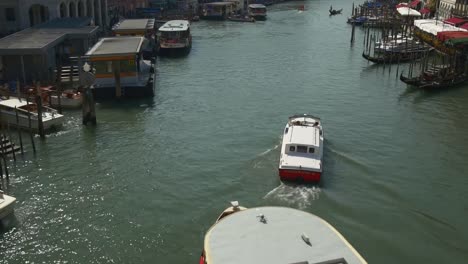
(200, 204), (367, 264)
(0, 190), (16, 220)
(0, 97), (64, 131)
(248, 4), (267, 20)
(279, 114), (324, 182)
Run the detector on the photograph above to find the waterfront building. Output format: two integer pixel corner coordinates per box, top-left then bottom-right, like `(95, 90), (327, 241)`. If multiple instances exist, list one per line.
(108, 0), (149, 18)
(0, 0), (108, 37)
(85, 36), (155, 99)
(0, 18), (98, 84)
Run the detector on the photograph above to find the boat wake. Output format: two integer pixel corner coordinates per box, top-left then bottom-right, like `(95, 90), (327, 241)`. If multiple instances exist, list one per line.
(327, 147), (368, 169)
(264, 183), (321, 209)
(257, 143), (280, 157)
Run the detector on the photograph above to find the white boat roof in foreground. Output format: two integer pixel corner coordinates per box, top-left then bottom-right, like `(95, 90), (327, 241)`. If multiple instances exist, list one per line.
(159, 20), (190, 32)
(414, 19), (467, 35)
(0, 98), (30, 108)
(204, 206), (367, 264)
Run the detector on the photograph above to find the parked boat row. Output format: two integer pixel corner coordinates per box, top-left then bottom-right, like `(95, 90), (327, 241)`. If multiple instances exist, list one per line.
(200, 3), (267, 21)
(200, 202), (367, 264)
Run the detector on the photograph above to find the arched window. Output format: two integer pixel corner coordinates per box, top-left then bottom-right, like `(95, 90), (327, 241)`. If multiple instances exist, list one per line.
(60, 2), (67, 17)
(69, 1), (76, 17)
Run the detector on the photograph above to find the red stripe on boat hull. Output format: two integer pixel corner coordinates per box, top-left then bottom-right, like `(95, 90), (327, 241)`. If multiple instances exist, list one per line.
(279, 169), (321, 182)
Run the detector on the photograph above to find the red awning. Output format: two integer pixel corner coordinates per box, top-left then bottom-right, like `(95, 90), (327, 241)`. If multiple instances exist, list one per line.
(419, 7), (430, 14)
(396, 3), (408, 8)
(444, 17), (467, 26)
(436, 31), (468, 42)
(461, 23), (468, 30)
(410, 0), (420, 7)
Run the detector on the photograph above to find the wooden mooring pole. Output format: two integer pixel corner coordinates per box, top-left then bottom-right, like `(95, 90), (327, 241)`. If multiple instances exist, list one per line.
(26, 97), (36, 154)
(35, 82), (45, 139)
(15, 107), (24, 155)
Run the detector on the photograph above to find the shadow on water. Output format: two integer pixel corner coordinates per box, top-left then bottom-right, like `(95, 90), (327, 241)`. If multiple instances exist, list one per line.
(95, 97), (156, 109)
(0, 214), (19, 234)
(398, 83), (468, 104)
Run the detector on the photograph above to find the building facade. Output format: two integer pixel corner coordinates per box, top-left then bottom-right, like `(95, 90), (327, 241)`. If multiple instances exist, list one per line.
(0, 0), (109, 37)
(108, 0), (148, 18)
(439, 0), (456, 19)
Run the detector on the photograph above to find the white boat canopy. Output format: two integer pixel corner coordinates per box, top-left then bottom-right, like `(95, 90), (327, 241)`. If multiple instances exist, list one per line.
(414, 19), (467, 35)
(158, 20), (190, 32)
(397, 7), (421, 16)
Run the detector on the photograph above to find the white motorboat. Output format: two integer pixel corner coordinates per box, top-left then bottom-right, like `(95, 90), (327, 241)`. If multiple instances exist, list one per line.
(279, 114), (324, 182)
(0, 190), (16, 220)
(248, 4), (267, 20)
(200, 204), (367, 264)
(157, 20), (192, 54)
(0, 97), (64, 131)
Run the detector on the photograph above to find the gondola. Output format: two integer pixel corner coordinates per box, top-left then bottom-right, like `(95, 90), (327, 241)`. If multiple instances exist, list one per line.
(227, 15), (255, 22)
(400, 72), (468, 89)
(329, 8), (342, 15)
(362, 50), (429, 64)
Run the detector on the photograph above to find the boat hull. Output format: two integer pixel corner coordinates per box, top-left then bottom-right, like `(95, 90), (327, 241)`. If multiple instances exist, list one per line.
(0, 111), (64, 131)
(279, 168), (321, 182)
(0, 194), (16, 220)
(252, 15), (266, 20)
(92, 78), (155, 99)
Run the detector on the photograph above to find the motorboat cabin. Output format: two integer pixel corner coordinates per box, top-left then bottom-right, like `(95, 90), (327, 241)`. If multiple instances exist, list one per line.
(0, 97), (64, 132)
(85, 36), (155, 99)
(279, 114), (324, 182)
(157, 20), (192, 54)
(248, 4), (267, 20)
(200, 205), (368, 264)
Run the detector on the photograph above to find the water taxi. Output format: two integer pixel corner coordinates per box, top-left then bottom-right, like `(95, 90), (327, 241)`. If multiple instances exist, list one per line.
(0, 97), (64, 131)
(279, 114), (324, 182)
(248, 4), (267, 20)
(86, 36), (155, 99)
(200, 203), (367, 264)
(157, 20), (192, 54)
(0, 191), (16, 220)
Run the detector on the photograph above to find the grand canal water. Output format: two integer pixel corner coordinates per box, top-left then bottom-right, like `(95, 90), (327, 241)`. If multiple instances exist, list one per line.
(2, 1), (468, 263)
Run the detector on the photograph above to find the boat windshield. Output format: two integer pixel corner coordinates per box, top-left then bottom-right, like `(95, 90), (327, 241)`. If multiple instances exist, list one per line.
(160, 30), (189, 39)
(251, 7), (266, 13)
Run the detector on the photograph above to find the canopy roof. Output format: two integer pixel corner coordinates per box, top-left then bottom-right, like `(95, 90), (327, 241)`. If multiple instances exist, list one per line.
(420, 7), (431, 14)
(112, 19), (155, 32)
(86, 37), (146, 57)
(415, 19), (467, 35)
(397, 7), (421, 16)
(436, 31), (468, 41)
(0, 18), (98, 55)
(443, 17), (467, 26)
(446, 37), (468, 46)
(410, 0), (421, 7)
